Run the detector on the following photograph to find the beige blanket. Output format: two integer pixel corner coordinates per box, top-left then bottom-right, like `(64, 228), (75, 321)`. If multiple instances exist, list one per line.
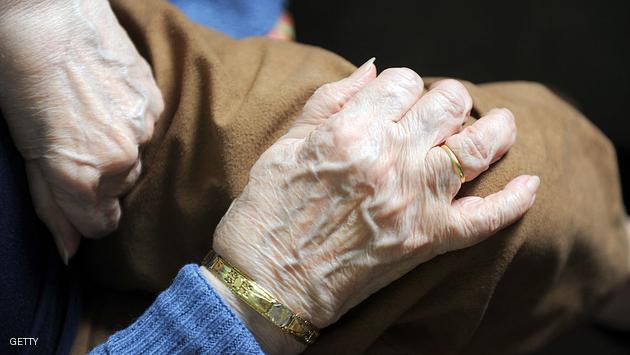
(72, 1), (629, 353)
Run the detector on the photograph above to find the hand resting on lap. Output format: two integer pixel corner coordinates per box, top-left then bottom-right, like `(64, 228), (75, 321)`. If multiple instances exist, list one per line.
(203, 60), (540, 354)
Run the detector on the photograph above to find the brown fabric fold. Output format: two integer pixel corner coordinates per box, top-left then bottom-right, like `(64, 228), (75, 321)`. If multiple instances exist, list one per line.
(74, 0), (629, 354)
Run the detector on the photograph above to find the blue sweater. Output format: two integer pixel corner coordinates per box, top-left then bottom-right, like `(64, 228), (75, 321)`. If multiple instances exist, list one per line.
(90, 265), (264, 354)
(169, 0), (286, 39)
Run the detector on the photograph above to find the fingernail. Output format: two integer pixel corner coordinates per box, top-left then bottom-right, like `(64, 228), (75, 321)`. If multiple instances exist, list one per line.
(526, 175), (540, 193)
(54, 236), (70, 265)
(351, 57), (376, 79)
(59, 241), (70, 265)
(61, 248), (69, 266)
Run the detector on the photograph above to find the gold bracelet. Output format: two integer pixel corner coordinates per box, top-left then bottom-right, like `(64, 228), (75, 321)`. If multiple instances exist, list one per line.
(203, 252), (320, 345)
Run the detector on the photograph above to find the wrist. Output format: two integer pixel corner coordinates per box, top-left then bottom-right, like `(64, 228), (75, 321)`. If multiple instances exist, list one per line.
(212, 225), (336, 329)
(200, 266), (306, 355)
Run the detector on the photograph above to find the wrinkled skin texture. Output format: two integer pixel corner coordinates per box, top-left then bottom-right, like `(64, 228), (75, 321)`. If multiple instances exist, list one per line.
(0, 0), (164, 261)
(210, 60), (539, 354)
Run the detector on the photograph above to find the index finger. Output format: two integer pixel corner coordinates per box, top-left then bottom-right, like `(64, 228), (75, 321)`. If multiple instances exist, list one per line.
(339, 67), (424, 123)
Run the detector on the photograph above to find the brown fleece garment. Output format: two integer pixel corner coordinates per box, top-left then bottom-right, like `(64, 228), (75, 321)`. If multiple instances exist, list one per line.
(73, 0), (629, 354)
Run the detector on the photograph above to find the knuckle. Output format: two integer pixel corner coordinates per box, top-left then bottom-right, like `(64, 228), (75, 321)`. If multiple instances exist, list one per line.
(58, 164), (99, 202)
(108, 137), (139, 171)
(382, 67), (424, 90)
(486, 209), (503, 234)
(301, 119), (364, 163)
(462, 124), (491, 162)
(306, 83), (344, 116)
(372, 68), (423, 115)
(432, 79), (472, 116)
(511, 189), (531, 215)
(331, 121), (362, 148)
(315, 83), (337, 98)
(314, 83), (337, 101)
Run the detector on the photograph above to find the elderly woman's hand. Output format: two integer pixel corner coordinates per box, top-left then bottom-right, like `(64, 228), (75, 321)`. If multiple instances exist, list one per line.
(0, 0), (163, 262)
(205, 60), (539, 353)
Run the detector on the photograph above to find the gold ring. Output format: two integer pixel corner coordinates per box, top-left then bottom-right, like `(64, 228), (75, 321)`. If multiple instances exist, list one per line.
(440, 144), (465, 183)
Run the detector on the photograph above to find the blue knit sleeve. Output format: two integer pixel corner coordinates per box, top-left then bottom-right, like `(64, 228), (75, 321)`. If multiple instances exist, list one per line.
(90, 264), (264, 354)
(168, 0), (286, 39)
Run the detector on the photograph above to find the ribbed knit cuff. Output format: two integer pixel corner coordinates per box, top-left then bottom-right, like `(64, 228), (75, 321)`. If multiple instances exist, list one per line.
(90, 264), (264, 354)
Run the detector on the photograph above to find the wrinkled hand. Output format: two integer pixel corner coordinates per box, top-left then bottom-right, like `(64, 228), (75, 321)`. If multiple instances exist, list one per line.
(0, 0), (163, 262)
(209, 60), (539, 352)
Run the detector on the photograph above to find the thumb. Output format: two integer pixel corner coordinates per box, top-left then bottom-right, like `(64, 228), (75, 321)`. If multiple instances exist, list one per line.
(25, 162), (81, 264)
(285, 58), (377, 139)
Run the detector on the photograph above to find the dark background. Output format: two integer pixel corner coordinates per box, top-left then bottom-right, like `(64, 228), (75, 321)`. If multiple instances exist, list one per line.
(290, 0), (630, 207)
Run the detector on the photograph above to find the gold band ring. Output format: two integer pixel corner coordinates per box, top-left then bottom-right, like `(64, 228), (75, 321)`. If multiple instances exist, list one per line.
(440, 144), (465, 183)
